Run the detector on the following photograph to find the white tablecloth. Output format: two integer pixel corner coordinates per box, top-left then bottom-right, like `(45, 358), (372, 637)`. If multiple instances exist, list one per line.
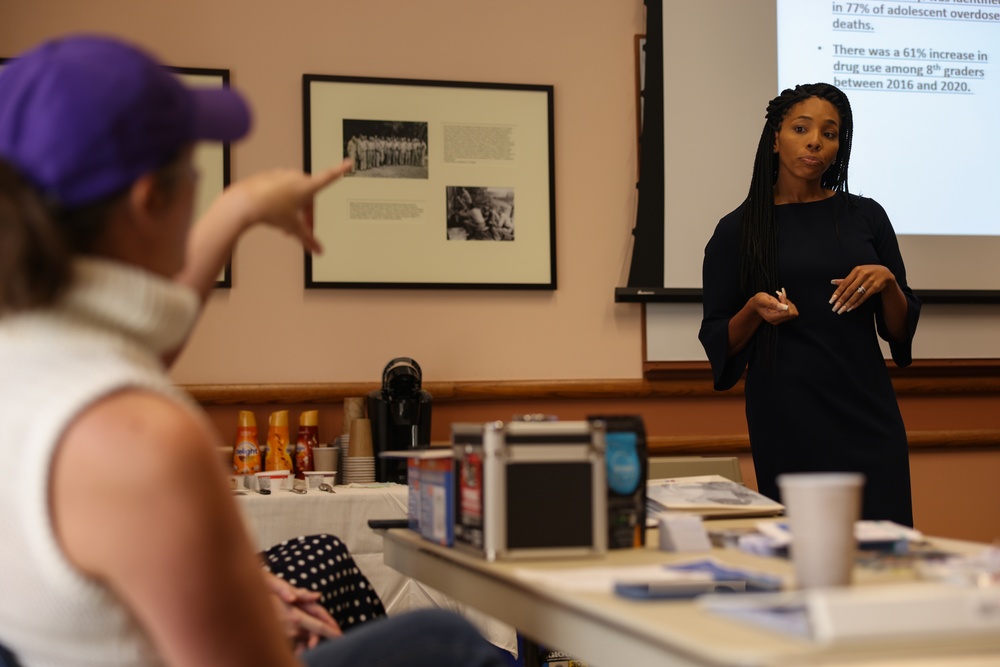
(234, 483), (516, 653)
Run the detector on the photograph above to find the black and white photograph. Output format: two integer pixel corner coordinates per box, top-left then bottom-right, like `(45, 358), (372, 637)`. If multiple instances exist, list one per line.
(343, 119), (428, 179)
(446, 186), (514, 242)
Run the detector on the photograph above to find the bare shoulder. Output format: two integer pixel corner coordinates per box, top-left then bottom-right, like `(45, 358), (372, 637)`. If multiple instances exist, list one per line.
(51, 389), (298, 666)
(51, 388), (226, 575)
(63, 388), (217, 466)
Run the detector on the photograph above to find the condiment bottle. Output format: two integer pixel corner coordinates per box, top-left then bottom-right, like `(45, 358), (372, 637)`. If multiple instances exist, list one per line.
(295, 410), (319, 479)
(232, 411), (261, 474)
(265, 410), (294, 472)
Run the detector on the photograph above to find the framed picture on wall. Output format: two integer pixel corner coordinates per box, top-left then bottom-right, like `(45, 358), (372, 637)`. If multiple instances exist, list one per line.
(169, 66), (234, 288)
(303, 74), (556, 290)
(635, 34), (646, 173)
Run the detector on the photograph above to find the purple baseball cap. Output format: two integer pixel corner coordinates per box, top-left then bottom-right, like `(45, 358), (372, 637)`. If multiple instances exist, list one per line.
(0, 35), (251, 207)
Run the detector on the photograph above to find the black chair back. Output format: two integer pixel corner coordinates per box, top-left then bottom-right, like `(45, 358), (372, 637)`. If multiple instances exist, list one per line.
(0, 642), (21, 667)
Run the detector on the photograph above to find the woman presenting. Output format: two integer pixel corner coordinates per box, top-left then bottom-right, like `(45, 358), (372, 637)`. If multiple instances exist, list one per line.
(699, 83), (920, 526)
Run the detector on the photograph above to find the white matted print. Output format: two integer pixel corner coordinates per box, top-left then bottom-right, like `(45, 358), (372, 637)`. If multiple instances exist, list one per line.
(171, 67), (233, 287)
(304, 75), (555, 290)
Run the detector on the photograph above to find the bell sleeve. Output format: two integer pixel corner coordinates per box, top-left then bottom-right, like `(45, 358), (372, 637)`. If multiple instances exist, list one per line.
(868, 199), (921, 367)
(698, 213), (751, 390)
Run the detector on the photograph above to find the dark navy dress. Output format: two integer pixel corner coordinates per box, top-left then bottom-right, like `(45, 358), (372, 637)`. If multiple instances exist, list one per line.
(699, 193), (920, 526)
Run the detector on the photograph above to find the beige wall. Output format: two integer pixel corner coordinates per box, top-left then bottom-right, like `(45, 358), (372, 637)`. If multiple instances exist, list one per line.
(6, 3), (999, 542)
(2, 0), (647, 385)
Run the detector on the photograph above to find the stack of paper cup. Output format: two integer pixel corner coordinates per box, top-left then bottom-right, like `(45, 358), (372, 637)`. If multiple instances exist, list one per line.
(342, 417), (375, 484)
(343, 396), (365, 436)
(340, 396), (365, 484)
(336, 435), (350, 484)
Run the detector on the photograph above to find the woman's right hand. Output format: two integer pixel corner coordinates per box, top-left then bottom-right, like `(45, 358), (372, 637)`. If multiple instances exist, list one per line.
(225, 160), (354, 255)
(751, 288), (798, 325)
(726, 288), (798, 357)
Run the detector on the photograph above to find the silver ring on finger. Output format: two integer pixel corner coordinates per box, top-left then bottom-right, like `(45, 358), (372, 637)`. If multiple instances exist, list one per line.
(857, 285), (866, 295)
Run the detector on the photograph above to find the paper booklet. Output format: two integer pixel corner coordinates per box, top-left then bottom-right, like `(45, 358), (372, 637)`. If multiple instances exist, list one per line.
(698, 583), (1000, 643)
(647, 475), (785, 518)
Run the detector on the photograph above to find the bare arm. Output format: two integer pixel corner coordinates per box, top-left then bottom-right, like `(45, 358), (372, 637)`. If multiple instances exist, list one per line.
(51, 391), (301, 667)
(162, 161), (352, 366)
(174, 161), (352, 303)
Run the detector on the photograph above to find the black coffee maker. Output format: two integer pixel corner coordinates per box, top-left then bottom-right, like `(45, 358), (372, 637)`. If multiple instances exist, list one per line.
(367, 357), (432, 483)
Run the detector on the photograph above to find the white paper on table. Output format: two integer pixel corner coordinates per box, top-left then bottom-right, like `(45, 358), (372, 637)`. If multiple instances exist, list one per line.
(757, 520), (925, 549)
(700, 584), (1000, 643)
(647, 475), (784, 514)
(698, 591), (812, 639)
(512, 565), (712, 593)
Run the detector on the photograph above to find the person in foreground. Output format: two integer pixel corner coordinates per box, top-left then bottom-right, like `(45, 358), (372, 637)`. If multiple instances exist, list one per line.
(698, 82), (920, 526)
(0, 35), (505, 667)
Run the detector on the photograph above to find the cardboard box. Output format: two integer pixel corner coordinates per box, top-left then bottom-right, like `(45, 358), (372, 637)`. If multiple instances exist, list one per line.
(383, 449), (454, 546)
(416, 453), (454, 546)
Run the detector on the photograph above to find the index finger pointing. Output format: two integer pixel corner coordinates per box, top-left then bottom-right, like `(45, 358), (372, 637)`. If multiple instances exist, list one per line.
(309, 159), (353, 191)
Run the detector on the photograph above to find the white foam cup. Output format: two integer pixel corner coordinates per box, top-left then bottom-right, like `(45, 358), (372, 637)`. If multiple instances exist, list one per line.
(777, 472), (864, 589)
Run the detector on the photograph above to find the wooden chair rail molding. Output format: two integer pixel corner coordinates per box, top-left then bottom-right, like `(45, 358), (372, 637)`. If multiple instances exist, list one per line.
(646, 430), (1000, 456)
(641, 358), (1000, 393)
(180, 358), (1000, 405)
(181, 359), (1000, 453)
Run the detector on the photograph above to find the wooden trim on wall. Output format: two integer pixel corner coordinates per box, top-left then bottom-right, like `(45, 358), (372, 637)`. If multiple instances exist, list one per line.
(180, 368), (1000, 454)
(646, 429), (1000, 455)
(183, 378), (722, 404)
(181, 358), (1000, 406)
(641, 359), (1000, 395)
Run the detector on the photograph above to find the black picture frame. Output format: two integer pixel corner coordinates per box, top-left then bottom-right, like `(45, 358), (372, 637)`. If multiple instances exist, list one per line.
(1, 60), (235, 287)
(169, 66), (235, 288)
(303, 74), (556, 290)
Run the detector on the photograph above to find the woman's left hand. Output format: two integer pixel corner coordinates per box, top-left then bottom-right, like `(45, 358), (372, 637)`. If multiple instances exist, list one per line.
(263, 570), (342, 653)
(830, 264), (897, 314)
